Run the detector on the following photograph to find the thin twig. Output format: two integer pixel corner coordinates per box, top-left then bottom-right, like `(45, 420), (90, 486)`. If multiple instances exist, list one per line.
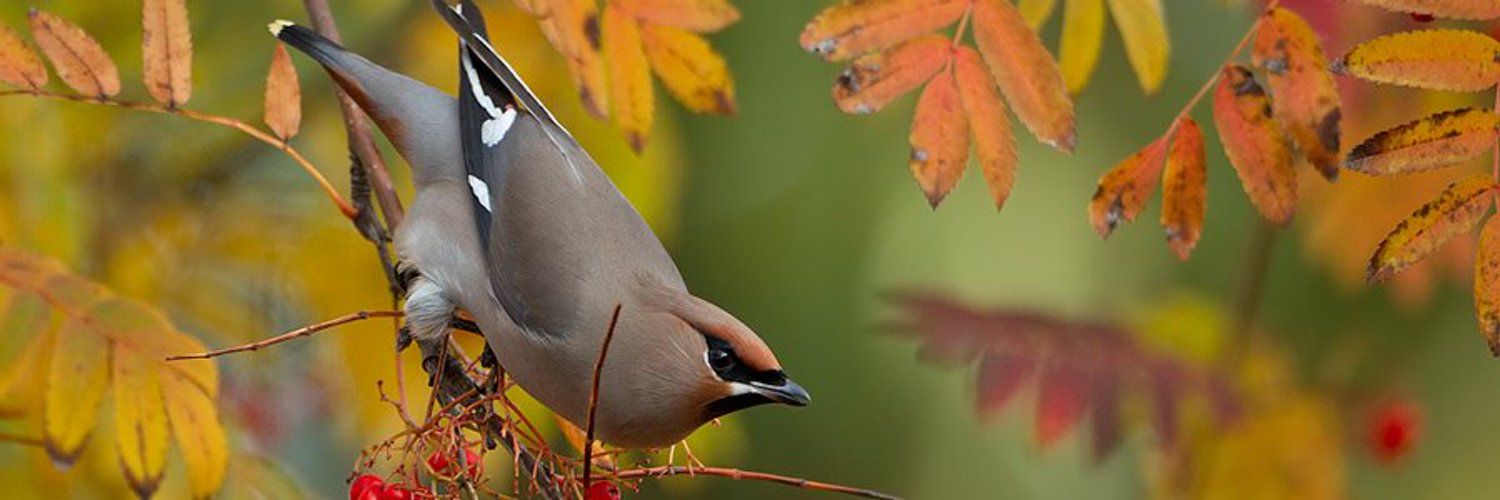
(0, 89), (358, 218)
(1224, 218), (1278, 370)
(582, 305), (624, 490)
(166, 310), (401, 360)
(615, 466), (900, 500)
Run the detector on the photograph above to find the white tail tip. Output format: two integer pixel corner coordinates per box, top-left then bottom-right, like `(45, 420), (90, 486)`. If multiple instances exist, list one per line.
(268, 20), (294, 36)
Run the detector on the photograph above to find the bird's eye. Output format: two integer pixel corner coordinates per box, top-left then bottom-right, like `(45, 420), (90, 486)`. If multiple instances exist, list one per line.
(707, 347), (735, 371)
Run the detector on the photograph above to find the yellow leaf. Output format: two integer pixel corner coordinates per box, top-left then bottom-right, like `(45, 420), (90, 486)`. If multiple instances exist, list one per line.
(955, 46), (1017, 210)
(1477, 216), (1500, 355)
(1356, 0), (1500, 20)
(1345, 107), (1498, 176)
(909, 70), (970, 207)
(641, 24), (736, 115)
(44, 314), (109, 463)
(604, 5), (653, 152)
(163, 371), (228, 497)
(1252, 7), (1341, 180)
(1370, 174), (1496, 283)
(27, 9), (120, 97)
(0, 247), (226, 496)
(0, 24), (47, 90)
(800, 0), (968, 61)
(142, 0), (192, 106)
(832, 34), (951, 115)
(1106, 0), (1169, 94)
(615, 0), (740, 32)
(0, 293), (53, 415)
(1019, 0), (1059, 28)
(1333, 29), (1500, 92)
(264, 43), (301, 141)
(1213, 65), (1295, 226)
(973, 0), (1076, 152)
(1161, 118), (1206, 260)
(113, 341), (169, 497)
(1089, 135), (1168, 237)
(1059, 0), (1105, 94)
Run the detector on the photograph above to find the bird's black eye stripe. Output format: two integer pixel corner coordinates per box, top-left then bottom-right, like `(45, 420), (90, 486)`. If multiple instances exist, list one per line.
(703, 336), (785, 386)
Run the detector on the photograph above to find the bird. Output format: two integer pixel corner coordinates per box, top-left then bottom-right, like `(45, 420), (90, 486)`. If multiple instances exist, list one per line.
(269, 0), (808, 449)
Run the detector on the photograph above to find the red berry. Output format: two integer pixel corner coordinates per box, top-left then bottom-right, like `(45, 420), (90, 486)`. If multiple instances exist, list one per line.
(463, 448), (482, 477)
(1409, 12), (1434, 22)
(349, 474), (384, 500)
(1367, 399), (1421, 465)
(426, 451), (452, 475)
(378, 484), (412, 500)
(585, 481), (621, 500)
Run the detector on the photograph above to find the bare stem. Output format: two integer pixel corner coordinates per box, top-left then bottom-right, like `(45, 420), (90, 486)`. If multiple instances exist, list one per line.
(581, 305), (624, 490)
(166, 310), (401, 360)
(615, 466), (899, 500)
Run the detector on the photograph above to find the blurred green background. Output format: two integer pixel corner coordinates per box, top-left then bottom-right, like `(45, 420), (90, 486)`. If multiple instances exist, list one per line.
(2, 0), (1500, 498)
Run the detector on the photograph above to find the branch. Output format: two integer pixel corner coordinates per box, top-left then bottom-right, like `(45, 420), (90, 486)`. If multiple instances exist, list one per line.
(582, 304), (624, 490)
(0, 89), (357, 218)
(616, 466), (900, 500)
(166, 310), (401, 361)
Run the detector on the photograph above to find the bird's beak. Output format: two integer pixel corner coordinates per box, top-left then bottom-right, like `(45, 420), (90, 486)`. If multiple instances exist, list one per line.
(751, 378), (811, 407)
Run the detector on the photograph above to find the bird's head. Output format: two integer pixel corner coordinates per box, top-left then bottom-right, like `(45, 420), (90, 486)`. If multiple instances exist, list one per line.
(590, 282), (808, 448)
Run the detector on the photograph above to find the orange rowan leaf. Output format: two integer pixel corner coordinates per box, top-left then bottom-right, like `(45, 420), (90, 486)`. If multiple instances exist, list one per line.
(1345, 107), (1498, 176)
(1106, 0), (1169, 94)
(1161, 118), (1206, 261)
(1332, 29), (1500, 92)
(973, 0), (1076, 152)
(615, 0), (740, 32)
(263, 43), (301, 141)
(27, 9), (119, 97)
(142, 0), (192, 106)
(641, 23), (736, 114)
(604, 5), (653, 152)
(1370, 174), (1496, 283)
(1089, 135), (1167, 237)
(0, 24), (47, 90)
(955, 46), (1018, 210)
(833, 34), (950, 115)
(1253, 7), (1341, 180)
(800, 0), (968, 62)
(533, 0), (610, 117)
(1355, 0), (1500, 20)
(909, 70), (970, 207)
(1058, 0), (1105, 94)
(1213, 65), (1295, 226)
(1476, 217), (1500, 355)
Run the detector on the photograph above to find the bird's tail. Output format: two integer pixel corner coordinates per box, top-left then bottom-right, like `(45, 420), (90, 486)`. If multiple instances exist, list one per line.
(267, 19), (456, 177)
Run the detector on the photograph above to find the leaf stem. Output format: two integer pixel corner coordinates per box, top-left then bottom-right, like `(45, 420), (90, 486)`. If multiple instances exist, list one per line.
(165, 310), (401, 360)
(0, 89), (359, 219)
(1163, 1), (1272, 139)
